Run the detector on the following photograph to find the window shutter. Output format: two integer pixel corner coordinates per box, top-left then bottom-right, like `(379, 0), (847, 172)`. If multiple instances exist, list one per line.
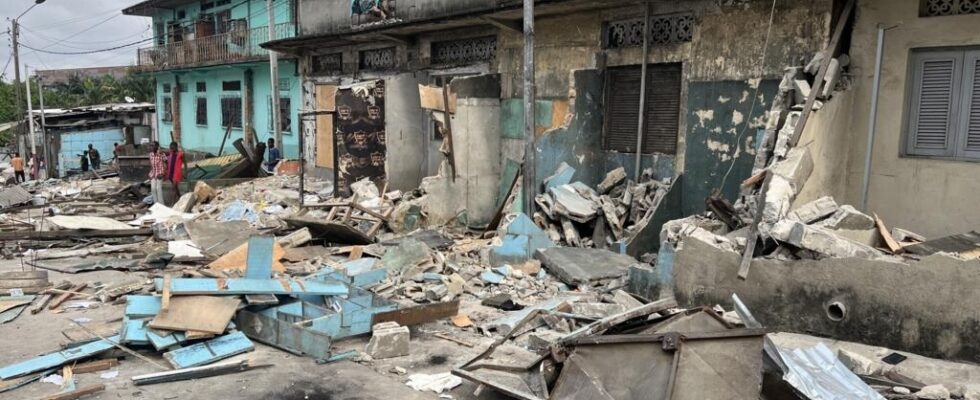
(604, 67), (643, 152)
(643, 63), (682, 154)
(603, 64), (682, 154)
(907, 51), (960, 156)
(959, 52), (980, 158)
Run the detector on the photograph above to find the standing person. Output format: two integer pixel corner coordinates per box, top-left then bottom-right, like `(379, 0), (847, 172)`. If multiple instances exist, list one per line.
(11, 153), (25, 183)
(166, 142), (186, 198)
(114, 142), (126, 166)
(148, 141), (168, 204)
(265, 138), (281, 172)
(87, 144), (101, 170)
(80, 151), (90, 172)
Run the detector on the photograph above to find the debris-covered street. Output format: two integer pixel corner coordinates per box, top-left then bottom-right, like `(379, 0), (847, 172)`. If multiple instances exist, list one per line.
(1, 0), (980, 399)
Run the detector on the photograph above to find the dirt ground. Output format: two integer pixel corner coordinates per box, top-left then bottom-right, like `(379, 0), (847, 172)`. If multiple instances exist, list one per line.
(0, 258), (508, 400)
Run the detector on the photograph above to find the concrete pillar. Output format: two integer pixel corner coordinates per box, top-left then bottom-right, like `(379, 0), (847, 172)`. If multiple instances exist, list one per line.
(384, 73), (425, 192)
(171, 77), (181, 145)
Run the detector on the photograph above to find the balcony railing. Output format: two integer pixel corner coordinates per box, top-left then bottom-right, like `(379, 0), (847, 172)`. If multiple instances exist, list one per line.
(137, 22), (295, 70)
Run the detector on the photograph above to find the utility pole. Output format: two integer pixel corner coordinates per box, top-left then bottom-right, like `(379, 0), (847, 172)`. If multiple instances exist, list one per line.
(522, 0), (536, 215)
(25, 65), (36, 159)
(267, 0), (282, 149)
(38, 73), (51, 178)
(12, 20), (23, 125)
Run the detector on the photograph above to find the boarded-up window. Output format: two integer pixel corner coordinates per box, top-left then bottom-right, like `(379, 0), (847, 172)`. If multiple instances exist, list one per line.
(905, 48), (980, 160)
(196, 97), (208, 126)
(220, 96), (242, 128)
(602, 63), (682, 154)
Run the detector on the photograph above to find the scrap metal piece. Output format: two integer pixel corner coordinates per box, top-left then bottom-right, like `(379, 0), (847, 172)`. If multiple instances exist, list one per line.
(768, 341), (884, 400)
(371, 300), (459, 327)
(0, 336), (119, 379)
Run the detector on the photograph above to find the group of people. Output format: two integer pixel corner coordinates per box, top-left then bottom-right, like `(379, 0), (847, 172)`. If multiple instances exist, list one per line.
(9, 152), (43, 183)
(145, 137), (281, 204)
(79, 144), (102, 172)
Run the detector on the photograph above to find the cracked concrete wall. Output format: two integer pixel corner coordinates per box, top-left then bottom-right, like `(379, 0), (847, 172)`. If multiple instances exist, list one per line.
(671, 237), (980, 362)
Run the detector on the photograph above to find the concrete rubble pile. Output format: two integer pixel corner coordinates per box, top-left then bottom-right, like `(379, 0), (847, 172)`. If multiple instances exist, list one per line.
(534, 165), (673, 248)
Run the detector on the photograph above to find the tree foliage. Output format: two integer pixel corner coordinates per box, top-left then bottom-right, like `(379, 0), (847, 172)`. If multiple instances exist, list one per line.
(0, 71), (155, 123)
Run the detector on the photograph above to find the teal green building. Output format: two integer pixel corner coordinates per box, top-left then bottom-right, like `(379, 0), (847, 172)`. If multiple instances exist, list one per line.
(124, 0), (299, 157)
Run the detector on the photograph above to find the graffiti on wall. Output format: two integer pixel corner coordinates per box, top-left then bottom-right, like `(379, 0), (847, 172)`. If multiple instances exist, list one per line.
(334, 80), (386, 196)
(351, 0), (396, 26)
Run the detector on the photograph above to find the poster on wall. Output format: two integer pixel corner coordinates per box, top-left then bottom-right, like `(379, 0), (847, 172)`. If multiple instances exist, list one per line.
(334, 80), (386, 196)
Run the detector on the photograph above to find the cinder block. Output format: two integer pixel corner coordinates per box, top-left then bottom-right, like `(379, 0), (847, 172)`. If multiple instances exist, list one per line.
(365, 322), (410, 359)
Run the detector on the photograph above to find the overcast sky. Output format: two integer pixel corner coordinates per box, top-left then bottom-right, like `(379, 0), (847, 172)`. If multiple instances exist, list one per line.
(0, 0), (150, 81)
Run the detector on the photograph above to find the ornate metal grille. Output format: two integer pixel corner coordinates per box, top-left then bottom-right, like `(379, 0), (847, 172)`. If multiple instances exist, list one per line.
(921, 0), (980, 16)
(431, 36), (497, 65)
(359, 47), (396, 70)
(603, 13), (694, 49)
(312, 53), (343, 75)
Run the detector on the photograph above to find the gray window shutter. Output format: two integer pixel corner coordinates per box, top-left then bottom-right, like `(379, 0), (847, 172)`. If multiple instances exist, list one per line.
(957, 51), (980, 159)
(603, 64), (682, 154)
(604, 67), (643, 153)
(907, 51), (961, 157)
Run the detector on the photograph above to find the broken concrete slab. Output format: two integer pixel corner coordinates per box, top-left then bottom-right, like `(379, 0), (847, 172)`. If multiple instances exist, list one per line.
(534, 247), (637, 286)
(366, 322), (410, 359)
(819, 205), (875, 231)
(597, 167), (626, 194)
(47, 215), (135, 231)
(549, 184), (597, 223)
(770, 219), (882, 259)
(788, 196), (839, 223)
(544, 162), (576, 191)
(570, 303), (626, 319)
(380, 238), (431, 275)
(837, 348), (882, 376)
(185, 220), (256, 257)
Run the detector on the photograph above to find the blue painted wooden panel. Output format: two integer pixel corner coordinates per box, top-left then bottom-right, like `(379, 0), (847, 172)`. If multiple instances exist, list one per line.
(147, 329), (188, 351)
(163, 331), (254, 369)
(125, 295), (162, 317)
(0, 335), (120, 379)
(245, 235), (275, 279)
(58, 128), (124, 176)
(490, 212), (556, 265)
(121, 318), (151, 345)
(236, 309), (332, 360)
(155, 278), (348, 296)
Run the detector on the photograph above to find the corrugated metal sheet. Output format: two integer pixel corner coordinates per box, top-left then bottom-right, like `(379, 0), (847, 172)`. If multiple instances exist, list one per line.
(770, 341), (884, 400)
(188, 154), (242, 168)
(0, 186), (33, 208)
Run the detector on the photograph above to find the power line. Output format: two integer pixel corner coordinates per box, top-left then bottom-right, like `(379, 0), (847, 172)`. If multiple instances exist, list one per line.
(20, 24), (151, 48)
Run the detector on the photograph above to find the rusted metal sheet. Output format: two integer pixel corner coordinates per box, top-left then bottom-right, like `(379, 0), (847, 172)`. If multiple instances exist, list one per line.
(371, 300), (459, 326)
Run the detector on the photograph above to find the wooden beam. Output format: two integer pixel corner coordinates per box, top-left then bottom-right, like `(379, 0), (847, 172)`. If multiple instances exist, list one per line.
(71, 359), (118, 374)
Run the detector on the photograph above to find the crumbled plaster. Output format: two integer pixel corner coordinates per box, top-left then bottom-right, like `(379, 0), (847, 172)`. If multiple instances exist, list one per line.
(718, 96), (731, 103)
(695, 109), (715, 127)
(747, 77), (761, 89)
(732, 110), (744, 126)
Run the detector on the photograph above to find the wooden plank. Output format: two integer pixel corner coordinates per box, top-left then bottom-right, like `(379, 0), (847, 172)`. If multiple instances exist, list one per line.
(71, 359), (118, 374)
(277, 228), (312, 249)
(440, 77), (457, 182)
(49, 283), (87, 310)
(161, 274), (172, 311)
(244, 236), (276, 279)
(874, 213), (903, 254)
(372, 300), (460, 326)
(149, 296), (241, 334)
(0, 296), (36, 314)
(0, 336), (119, 379)
(32, 282), (72, 314)
(154, 278), (348, 296)
(209, 241), (285, 274)
(42, 383), (105, 400)
(418, 84), (457, 113)
(61, 320), (120, 343)
(163, 331), (254, 369)
(315, 109), (335, 169)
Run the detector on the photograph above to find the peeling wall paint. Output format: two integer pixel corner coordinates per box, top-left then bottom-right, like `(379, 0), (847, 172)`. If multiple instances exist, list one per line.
(682, 79), (779, 215)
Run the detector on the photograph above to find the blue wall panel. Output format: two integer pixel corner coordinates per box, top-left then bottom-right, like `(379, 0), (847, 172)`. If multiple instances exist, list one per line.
(58, 128), (124, 176)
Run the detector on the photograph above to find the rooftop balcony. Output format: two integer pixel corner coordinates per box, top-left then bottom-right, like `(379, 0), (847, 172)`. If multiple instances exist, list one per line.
(136, 22), (295, 71)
